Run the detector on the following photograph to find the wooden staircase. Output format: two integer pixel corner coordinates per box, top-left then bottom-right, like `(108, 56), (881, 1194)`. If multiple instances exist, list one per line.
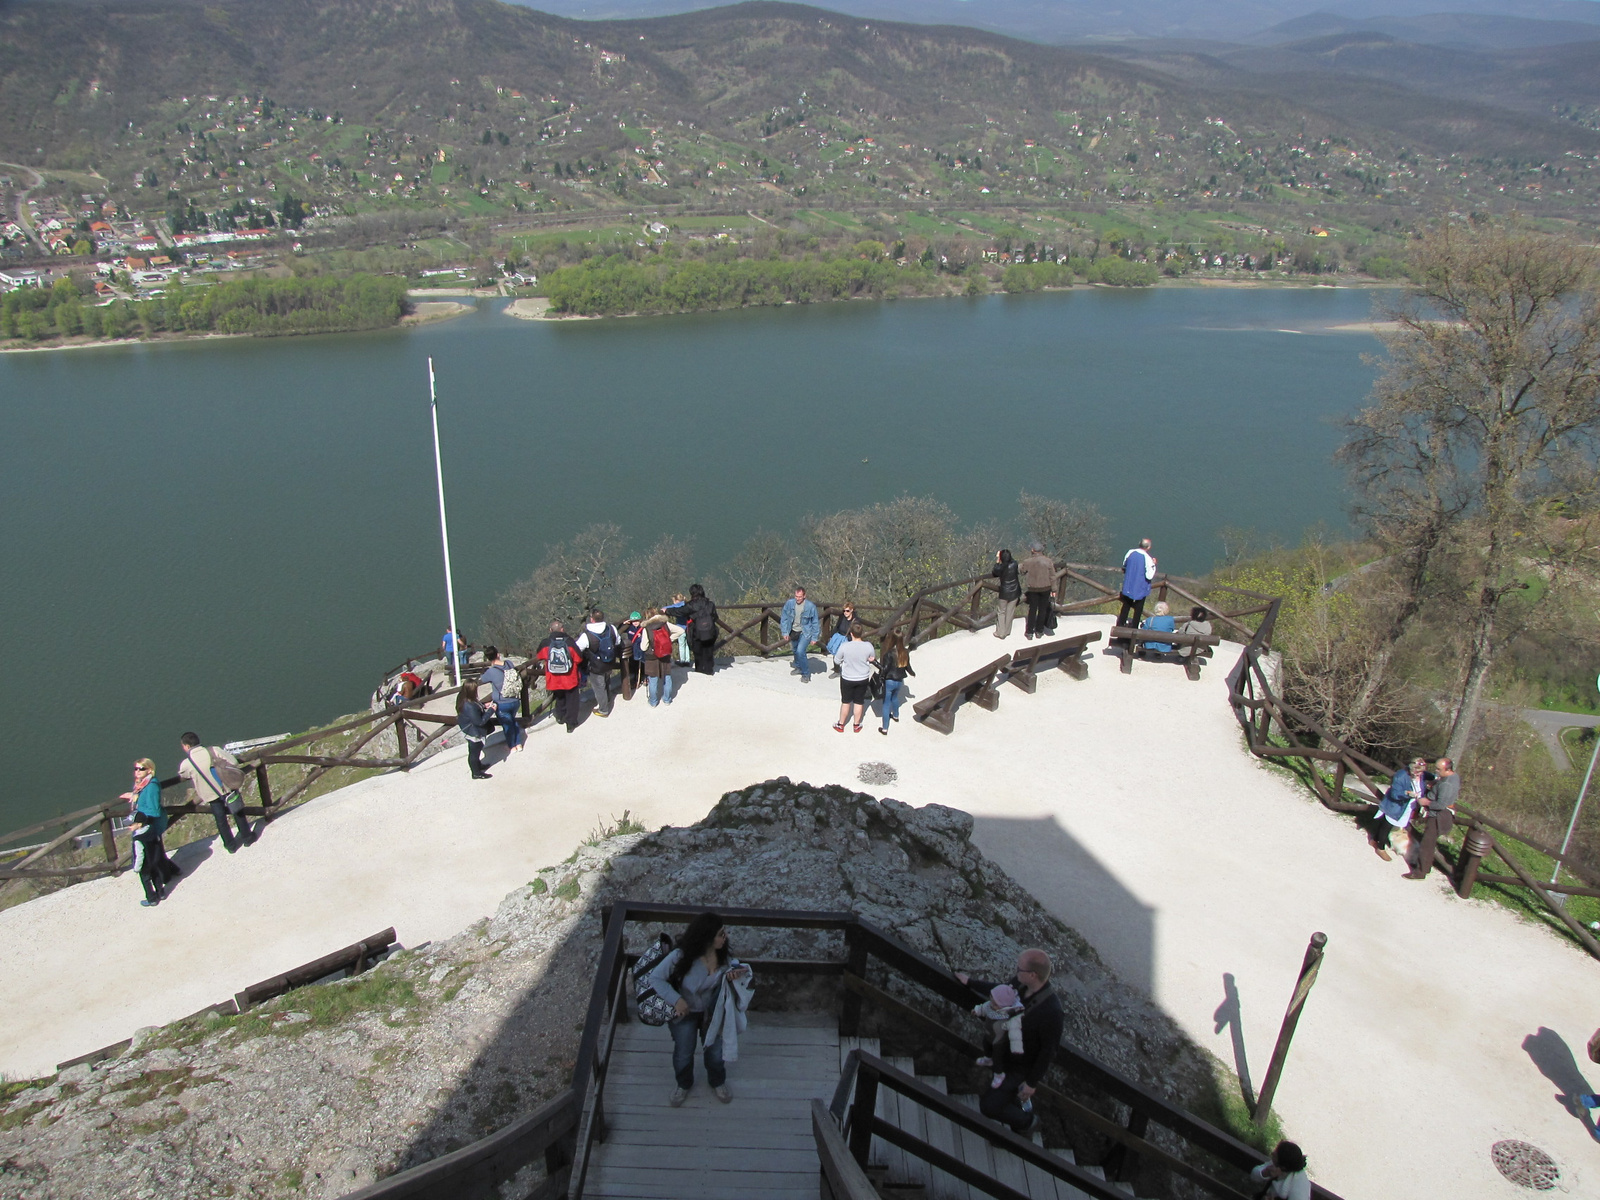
(841, 1038), (1145, 1200)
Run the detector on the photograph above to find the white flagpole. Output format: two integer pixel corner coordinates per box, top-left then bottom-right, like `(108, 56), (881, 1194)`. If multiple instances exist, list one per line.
(429, 357), (462, 686)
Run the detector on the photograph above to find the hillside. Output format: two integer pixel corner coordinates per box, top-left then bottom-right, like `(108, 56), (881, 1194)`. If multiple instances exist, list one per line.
(3, 0), (1599, 241)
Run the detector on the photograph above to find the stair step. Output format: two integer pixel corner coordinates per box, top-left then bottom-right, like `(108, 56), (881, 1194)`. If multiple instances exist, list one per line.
(914, 1075), (972, 1200)
(885, 1059), (933, 1194)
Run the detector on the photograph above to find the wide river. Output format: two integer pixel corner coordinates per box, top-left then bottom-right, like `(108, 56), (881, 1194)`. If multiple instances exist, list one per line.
(1, 286), (1388, 829)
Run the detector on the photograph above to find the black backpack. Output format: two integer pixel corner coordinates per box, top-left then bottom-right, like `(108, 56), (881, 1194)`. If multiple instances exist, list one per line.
(693, 600), (719, 644)
(632, 932), (677, 1026)
(546, 634), (574, 675)
(590, 624), (618, 664)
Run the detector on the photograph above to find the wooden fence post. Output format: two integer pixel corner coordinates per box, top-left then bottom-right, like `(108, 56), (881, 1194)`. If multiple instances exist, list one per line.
(254, 763), (273, 814)
(395, 715), (409, 763)
(98, 809), (117, 863)
(1253, 932), (1327, 1125)
(840, 924), (869, 1037)
(846, 1064), (879, 1169)
(1457, 827), (1492, 899)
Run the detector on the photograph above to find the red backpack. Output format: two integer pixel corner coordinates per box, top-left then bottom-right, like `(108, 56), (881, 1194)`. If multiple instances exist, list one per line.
(651, 624), (673, 660)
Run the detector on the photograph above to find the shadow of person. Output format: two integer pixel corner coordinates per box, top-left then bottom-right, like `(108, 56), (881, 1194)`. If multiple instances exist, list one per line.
(1523, 1026), (1597, 1133)
(1213, 972), (1255, 1108)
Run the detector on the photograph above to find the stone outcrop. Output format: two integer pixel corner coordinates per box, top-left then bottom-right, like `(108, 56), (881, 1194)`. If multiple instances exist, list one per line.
(0, 780), (1238, 1200)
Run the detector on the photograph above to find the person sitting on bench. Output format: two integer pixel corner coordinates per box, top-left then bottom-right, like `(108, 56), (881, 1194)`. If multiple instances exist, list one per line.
(1179, 606), (1213, 661)
(1137, 601), (1176, 657)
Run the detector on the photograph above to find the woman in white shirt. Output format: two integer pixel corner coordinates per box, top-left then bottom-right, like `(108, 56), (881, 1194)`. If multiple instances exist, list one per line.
(1251, 1141), (1311, 1200)
(832, 622), (877, 734)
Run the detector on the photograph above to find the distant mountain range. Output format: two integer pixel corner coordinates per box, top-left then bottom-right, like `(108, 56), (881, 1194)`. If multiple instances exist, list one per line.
(3, 0), (1597, 228)
(510, 0), (1600, 45)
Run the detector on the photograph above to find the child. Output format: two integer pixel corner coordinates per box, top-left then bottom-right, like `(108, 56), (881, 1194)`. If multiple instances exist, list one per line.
(973, 984), (1026, 1093)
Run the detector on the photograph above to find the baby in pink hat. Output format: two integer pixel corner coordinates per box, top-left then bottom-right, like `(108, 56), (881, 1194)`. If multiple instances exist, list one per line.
(973, 984), (1026, 1089)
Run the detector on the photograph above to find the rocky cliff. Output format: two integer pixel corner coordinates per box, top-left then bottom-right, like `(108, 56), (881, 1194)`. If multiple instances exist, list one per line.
(0, 779), (1242, 1199)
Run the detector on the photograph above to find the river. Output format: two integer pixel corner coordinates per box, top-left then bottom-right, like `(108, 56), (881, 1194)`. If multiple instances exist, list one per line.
(0, 285), (1388, 829)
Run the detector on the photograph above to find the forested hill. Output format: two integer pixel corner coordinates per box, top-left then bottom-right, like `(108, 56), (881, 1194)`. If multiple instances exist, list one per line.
(3, 0), (1598, 222)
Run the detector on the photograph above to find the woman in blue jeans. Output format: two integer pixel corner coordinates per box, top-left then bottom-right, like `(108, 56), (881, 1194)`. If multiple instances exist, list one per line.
(878, 630), (915, 734)
(645, 911), (750, 1105)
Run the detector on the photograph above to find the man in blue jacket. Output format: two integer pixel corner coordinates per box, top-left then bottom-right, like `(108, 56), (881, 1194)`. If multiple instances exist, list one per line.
(1116, 538), (1156, 648)
(780, 586), (821, 683)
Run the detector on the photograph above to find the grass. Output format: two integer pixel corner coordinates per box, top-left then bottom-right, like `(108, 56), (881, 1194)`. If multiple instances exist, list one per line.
(584, 810), (647, 845)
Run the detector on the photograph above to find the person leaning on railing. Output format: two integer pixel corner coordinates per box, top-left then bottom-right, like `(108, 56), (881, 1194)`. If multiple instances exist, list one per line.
(991, 549), (1022, 639)
(1405, 758), (1459, 881)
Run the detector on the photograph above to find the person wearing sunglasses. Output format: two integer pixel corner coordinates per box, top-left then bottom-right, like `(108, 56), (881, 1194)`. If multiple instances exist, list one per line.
(119, 758), (180, 907)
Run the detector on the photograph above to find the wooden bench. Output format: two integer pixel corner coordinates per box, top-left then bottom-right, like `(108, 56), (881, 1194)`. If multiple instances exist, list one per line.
(1001, 630), (1103, 692)
(912, 653), (1011, 735)
(1110, 627), (1222, 681)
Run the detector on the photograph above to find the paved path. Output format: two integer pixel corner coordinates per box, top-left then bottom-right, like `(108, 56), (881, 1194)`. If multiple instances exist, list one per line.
(2, 616), (1597, 1199)
(1520, 706), (1600, 769)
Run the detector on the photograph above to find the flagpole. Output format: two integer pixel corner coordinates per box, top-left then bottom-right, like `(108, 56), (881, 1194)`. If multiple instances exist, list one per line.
(429, 357), (462, 686)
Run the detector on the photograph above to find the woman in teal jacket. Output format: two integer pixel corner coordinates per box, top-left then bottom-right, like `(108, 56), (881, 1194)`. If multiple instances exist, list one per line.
(120, 758), (180, 906)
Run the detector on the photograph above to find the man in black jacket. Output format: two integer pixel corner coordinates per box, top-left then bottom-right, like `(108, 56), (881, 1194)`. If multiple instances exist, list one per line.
(958, 949), (1064, 1134)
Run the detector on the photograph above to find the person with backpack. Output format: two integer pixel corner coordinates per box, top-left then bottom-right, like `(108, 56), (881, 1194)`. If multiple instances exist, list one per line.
(682, 583), (720, 675)
(644, 911), (752, 1106)
(780, 586), (821, 683)
(991, 549), (1022, 639)
(457, 683), (494, 779)
(480, 647), (523, 751)
(178, 732), (254, 853)
(639, 607), (683, 707)
(537, 620), (585, 732)
(575, 609), (621, 717)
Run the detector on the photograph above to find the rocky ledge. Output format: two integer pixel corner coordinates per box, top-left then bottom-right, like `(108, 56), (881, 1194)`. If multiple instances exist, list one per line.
(0, 780), (1245, 1200)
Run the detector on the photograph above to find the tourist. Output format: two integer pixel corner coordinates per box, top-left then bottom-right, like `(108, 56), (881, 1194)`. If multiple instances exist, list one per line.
(878, 630), (914, 735)
(178, 733), (254, 853)
(644, 911), (753, 1105)
(1116, 538), (1156, 648)
(1019, 543), (1056, 640)
(576, 610), (621, 718)
(456, 683), (493, 779)
(480, 647), (523, 752)
(1250, 1141), (1312, 1200)
(833, 622), (877, 733)
(537, 620), (585, 732)
(640, 608), (683, 707)
(826, 601), (858, 677)
(120, 758), (179, 907)
(955, 949), (1064, 1135)
(1368, 756), (1426, 862)
(781, 586), (821, 683)
(619, 612), (645, 696)
(1406, 757), (1459, 881)
(665, 594), (692, 665)
(991, 549), (1022, 639)
(1138, 601), (1177, 657)
(441, 627), (464, 678)
(1179, 605), (1213, 663)
(681, 584), (720, 676)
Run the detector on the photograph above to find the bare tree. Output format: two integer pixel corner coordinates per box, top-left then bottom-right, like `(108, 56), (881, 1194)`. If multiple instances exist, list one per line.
(1340, 221), (1600, 762)
(1017, 492), (1108, 563)
(480, 523), (629, 651)
(721, 530), (800, 602)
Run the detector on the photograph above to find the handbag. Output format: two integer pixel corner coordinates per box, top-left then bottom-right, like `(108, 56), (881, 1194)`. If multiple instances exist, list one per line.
(184, 748), (244, 814)
(869, 670), (885, 700)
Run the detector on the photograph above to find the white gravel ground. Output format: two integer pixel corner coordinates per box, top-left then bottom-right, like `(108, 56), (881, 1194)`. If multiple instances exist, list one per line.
(1, 614), (1594, 1200)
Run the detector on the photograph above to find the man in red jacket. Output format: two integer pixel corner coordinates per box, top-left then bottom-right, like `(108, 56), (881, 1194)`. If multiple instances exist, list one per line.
(537, 620), (585, 732)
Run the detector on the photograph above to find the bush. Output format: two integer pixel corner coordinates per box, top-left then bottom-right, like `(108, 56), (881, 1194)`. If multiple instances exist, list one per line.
(1086, 258), (1158, 287)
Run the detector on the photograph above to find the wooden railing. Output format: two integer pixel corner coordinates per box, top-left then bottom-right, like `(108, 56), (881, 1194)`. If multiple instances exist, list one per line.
(1224, 603), (1600, 961)
(0, 680), (547, 898)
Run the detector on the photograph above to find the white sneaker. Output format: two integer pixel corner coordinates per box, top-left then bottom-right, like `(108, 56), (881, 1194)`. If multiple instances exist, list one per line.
(714, 1084), (732, 1103)
(669, 1087), (688, 1106)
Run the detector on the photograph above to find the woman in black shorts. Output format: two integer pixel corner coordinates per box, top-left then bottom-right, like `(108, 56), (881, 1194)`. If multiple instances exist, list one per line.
(832, 621), (877, 733)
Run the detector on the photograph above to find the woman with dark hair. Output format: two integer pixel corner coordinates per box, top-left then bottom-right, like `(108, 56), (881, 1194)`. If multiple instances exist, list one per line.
(991, 550), (1022, 639)
(456, 683), (493, 780)
(644, 912), (752, 1106)
(877, 630), (915, 735)
(1250, 1141), (1310, 1200)
(683, 583), (720, 675)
